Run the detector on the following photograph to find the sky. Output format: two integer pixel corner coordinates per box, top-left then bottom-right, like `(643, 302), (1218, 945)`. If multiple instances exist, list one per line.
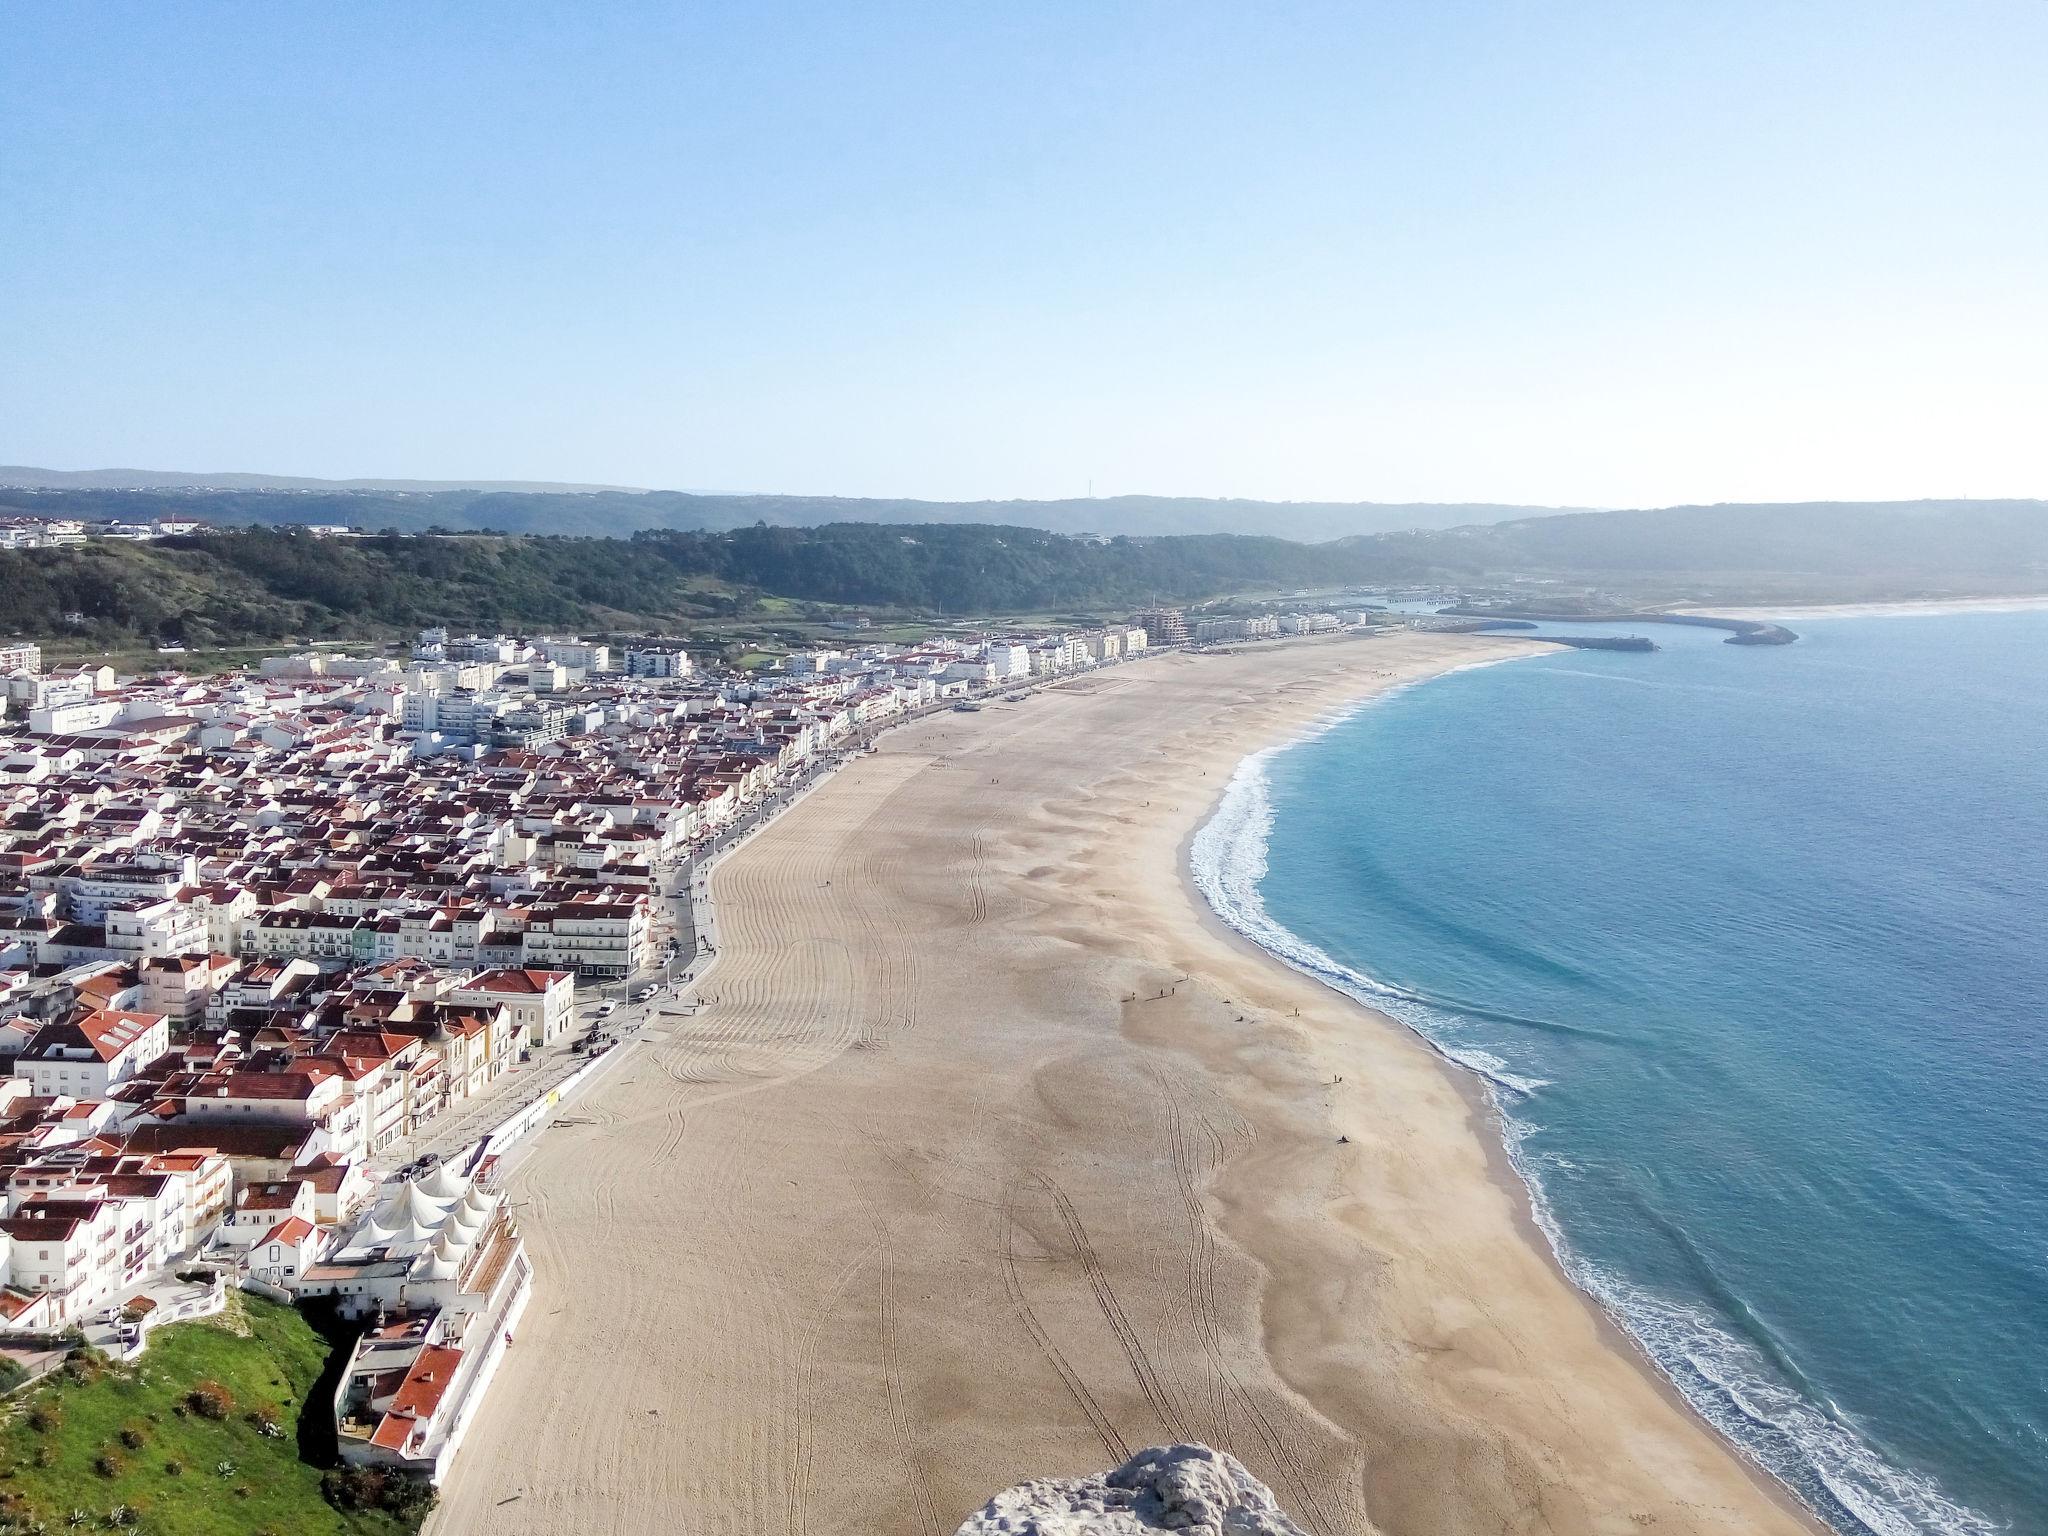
(4, 1), (2045, 507)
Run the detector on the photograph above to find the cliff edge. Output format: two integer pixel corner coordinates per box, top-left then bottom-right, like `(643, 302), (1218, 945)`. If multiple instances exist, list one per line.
(956, 1444), (1311, 1535)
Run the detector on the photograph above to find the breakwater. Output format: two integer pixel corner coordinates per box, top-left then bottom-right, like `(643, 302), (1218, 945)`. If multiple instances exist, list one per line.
(1442, 608), (1797, 645)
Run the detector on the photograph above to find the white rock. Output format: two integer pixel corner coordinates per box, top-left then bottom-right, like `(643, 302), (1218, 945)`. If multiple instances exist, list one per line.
(956, 1443), (1311, 1535)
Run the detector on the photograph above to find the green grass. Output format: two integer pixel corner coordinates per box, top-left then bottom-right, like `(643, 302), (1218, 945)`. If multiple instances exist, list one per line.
(0, 1296), (419, 1536)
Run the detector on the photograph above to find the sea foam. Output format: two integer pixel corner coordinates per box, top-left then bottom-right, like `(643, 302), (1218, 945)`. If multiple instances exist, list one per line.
(1187, 676), (2002, 1536)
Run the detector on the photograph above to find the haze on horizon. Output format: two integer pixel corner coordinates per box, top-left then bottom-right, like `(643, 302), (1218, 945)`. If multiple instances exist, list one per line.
(4, 1), (2044, 509)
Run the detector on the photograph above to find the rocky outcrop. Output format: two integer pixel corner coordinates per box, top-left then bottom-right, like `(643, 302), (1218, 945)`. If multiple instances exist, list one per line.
(957, 1444), (1311, 1535)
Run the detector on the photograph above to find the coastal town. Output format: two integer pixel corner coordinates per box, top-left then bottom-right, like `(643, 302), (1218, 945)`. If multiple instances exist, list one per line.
(0, 609), (1403, 1494)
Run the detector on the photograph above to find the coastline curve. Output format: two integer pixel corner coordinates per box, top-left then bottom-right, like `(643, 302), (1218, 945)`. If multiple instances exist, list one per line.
(1187, 656), (1998, 1536)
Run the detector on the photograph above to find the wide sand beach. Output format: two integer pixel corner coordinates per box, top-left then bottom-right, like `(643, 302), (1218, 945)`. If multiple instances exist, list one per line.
(432, 630), (1817, 1536)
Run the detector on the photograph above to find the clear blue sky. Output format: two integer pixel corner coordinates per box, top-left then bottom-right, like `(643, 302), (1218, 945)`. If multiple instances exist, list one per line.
(5, 1), (2044, 505)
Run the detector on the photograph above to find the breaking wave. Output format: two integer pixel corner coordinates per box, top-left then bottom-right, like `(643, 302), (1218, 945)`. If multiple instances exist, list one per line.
(1187, 686), (2002, 1536)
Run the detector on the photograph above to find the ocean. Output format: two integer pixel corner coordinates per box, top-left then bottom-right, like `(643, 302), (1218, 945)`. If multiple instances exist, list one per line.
(1190, 610), (2048, 1536)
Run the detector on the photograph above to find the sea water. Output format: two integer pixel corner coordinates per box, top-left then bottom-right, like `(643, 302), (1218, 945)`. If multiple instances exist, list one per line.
(1191, 611), (2048, 1535)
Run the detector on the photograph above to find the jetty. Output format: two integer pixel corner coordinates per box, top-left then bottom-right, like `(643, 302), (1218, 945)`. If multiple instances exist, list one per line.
(1441, 607), (1797, 645)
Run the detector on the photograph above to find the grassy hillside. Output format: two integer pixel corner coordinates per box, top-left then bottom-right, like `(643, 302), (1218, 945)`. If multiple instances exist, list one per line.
(0, 1296), (422, 1536)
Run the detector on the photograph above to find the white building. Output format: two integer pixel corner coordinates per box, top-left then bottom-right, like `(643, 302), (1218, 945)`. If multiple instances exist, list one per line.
(622, 647), (691, 678)
(990, 643), (1032, 680)
(61, 856), (198, 923)
(535, 640), (609, 673)
(15, 1009), (171, 1100)
(520, 897), (651, 979)
(302, 1166), (534, 1483)
(0, 1194), (123, 1324)
(445, 968), (576, 1048)
(29, 697), (120, 734)
(104, 899), (209, 960)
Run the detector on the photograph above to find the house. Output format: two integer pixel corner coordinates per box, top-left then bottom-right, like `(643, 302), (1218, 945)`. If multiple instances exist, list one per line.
(0, 1194), (123, 1323)
(288, 1154), (374, 1225)
(122, 1121), (321, 1188)
(137, 953), (237, 1025)
(246, 1215), (322, 1290)
(311, 1166), (532, 1484)
(218, 1178), (317, 1251)
(15, 1010), (170, 1100)
(445, 967), (574, 1048)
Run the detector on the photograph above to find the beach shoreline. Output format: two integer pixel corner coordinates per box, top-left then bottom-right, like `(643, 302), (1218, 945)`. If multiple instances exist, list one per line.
(430, 629), (1822, 1536)
(1169, 661), (1831, 1536)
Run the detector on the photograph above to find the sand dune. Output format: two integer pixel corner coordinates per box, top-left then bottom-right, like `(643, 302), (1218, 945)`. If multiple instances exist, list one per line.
(431, 631), (1816, 1536)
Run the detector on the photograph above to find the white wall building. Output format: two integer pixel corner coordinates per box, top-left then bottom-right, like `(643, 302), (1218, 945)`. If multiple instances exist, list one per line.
(445, 968), (576, 1048)
(623, 647), (691, 678)
(16, 1010), (171, 1100)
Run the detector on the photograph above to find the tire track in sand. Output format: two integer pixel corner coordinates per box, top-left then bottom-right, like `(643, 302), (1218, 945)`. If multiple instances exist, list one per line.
(879, 1241), (946, 1536)
(1153, 1069), (1342, 1532)
(1000, 1200), (1129, 1463)
(1035, 1172), (1193, 1444)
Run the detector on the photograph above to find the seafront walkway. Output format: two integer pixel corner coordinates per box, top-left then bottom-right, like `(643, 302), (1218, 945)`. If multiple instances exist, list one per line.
(366, 664), (1150, 1184)
(361, 702), (949, 1179)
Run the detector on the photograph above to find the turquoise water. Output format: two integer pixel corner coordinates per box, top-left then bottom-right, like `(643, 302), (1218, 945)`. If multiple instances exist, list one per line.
(1191, 611), (2048, 1536)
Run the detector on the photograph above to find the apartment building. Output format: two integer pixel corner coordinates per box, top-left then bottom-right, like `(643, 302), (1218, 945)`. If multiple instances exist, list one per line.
(16, 1009), (170, 1100)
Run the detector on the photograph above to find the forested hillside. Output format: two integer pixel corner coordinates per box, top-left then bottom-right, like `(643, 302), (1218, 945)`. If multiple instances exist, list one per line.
(1358, 500), (2048, 586)
(2, 499), (2043, 656)
(0, 483), (1565, 541)
(0, 524), (1406, 652)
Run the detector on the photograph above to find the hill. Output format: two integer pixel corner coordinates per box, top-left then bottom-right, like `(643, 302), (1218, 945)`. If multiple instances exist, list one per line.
(1353, 499), (2048, 598)
(0, 480), (1576, 541)
(0, 524), (1407, 655)
(0, 501), (2043, 659)
(0, 1297), (426, 1535)
(0, 466), (645, 494)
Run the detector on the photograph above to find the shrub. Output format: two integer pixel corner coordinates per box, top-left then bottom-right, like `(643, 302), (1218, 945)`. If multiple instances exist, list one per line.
(117, 1424), (147, 1451)
(321, 1465), (385, 1511)
(93, 1452), (123, 1479)
(185, 1380), (234, 1420)
(162, 1459), (183, 1477)
(76, 1345), (112, 1377)
(322, 1464), (437, 1522)
(26, 1402), (63, 1434)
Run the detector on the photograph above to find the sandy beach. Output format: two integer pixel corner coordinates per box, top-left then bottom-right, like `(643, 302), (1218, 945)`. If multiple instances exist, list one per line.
(431, 630), (1818, 1536)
